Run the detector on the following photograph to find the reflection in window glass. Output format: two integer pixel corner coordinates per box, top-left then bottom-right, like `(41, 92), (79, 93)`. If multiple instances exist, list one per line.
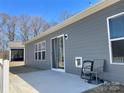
(109, 15), (124, 39)
(112, 40), (124, 63)
(42, 51), (46, 60)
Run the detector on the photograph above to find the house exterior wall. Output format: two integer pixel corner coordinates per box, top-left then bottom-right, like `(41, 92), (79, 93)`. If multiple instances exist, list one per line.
(25, 1), (124, 83)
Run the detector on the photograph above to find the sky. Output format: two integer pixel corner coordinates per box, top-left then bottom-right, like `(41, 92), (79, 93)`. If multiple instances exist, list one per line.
(0, 0), (99, 22)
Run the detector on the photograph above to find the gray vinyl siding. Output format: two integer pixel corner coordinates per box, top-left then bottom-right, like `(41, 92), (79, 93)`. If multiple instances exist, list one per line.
(25, 37), (51, 69)
(25, 0), (124, 83)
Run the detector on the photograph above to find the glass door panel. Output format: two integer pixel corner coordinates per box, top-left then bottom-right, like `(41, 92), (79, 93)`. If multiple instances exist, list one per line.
(58, 37), (64, 69)
(52, 36), (64, 70)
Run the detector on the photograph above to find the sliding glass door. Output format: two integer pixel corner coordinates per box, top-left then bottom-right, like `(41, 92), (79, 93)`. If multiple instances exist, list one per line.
(51, 35), (65, 71)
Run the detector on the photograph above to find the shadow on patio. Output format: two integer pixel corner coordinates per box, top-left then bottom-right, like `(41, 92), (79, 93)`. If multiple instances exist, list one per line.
(9, 61), (43, 74)
(9, 62), (44, 93)
(10, 65), (42, 74)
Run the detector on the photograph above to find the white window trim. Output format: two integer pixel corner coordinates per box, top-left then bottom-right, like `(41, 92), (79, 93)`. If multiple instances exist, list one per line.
(75, 57), (82, 68)
(34, 40), (46, 61)
(40, 40), (46, 61)
(107, 12), (124, 65)
(34, 43), (38, 61)
(41, 50), (46, 61)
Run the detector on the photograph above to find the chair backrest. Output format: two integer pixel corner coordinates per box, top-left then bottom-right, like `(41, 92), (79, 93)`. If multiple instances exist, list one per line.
(93, 59), (105, 72)
(82, 60), (94, 72)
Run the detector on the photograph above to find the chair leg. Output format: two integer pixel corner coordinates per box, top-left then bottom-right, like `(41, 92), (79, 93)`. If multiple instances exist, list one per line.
(96, 73), (98, 84)
(81, 71), (83, 79)
(84, 73), (87, 82)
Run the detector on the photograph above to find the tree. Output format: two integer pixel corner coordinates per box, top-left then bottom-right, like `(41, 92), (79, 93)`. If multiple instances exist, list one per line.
(0, 31), (4, 51)
(59, 10), (72, 22)
(0, 13), (56, 43)
(6, 16), (17, 41)
(18, 15), (32, 42)
(31, 16), (42, 37)
(0, 13), (9, 26)
(0, 13), (9, 51)
(31, 16), (50, 37)
(42, 22), (50, 32)
(49, 22), (58, 27)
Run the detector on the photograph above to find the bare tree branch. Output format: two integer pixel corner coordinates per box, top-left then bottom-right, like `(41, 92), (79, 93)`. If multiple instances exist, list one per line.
(0, 13), (9, 52)
(18, 15), (31, 42)
(6, 16), (17, 41)
(59, 10), (72, 22)
(31, 16), (51, 37)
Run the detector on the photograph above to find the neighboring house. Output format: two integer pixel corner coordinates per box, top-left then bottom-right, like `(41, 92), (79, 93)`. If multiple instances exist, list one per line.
(25, 0), (124, 83)
(9, 42), (25, 62)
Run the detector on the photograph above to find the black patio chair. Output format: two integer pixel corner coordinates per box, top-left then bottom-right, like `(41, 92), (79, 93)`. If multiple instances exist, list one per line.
(81, 59), (105, 84)
(81, 60), (94, 80)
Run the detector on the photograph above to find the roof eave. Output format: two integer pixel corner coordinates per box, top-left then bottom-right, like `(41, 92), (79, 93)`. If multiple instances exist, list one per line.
(25, 0), (120, 44)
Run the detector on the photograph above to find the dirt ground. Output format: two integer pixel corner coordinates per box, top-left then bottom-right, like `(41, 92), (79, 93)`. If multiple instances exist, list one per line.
(82, 83), (124, 93)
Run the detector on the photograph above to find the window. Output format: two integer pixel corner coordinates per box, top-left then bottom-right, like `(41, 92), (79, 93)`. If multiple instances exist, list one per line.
(107, 12), (124, 64)
(35, 41), (46, 61)
(35, 44), (38, 60)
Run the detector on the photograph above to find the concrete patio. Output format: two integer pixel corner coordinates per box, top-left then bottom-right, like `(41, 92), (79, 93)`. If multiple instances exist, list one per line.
(10, 69), (97, 93)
